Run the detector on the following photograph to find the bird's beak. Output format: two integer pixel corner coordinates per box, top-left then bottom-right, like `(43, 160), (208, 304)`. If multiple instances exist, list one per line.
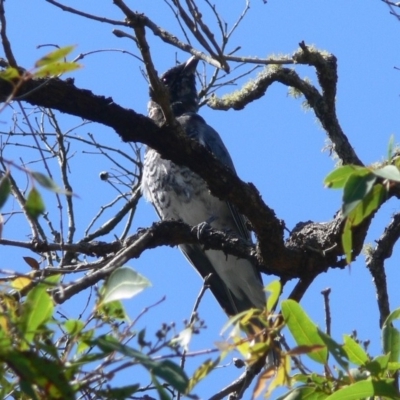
(183, 56), (199, 74)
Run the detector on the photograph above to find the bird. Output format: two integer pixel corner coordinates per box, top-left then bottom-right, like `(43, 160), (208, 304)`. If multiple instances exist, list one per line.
(141, 56), (266, 321)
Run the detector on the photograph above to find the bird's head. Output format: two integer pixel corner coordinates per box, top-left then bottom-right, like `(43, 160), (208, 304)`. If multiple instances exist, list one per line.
(149, 56), (199, 118)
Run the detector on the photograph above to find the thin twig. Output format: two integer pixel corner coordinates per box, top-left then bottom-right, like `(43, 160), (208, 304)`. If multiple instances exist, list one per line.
(366, 213), (400, 327)
(321, 288), (332, 336)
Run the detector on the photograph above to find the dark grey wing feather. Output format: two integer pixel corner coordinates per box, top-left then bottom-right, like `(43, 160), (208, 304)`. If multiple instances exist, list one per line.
(180, 243), (239, 316)
(178, 113), (253, 242)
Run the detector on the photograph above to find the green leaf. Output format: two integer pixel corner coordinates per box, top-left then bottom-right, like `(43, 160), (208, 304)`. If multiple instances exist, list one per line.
(98, 299), (128, 320)
(388, 361), (400, 372)
(92, 335), (188, 392)
(31, 172), (58, 190)
(97, 385), (140, 399)
(342, 219), (353, 264)
(43, 273), (61, 286)
(35, 61), (81, 78)
(342, 334), (369, 366)
(265, 280), (281, 312)
(384, 307), (400, 325)
(187, 358), (220, 393)
(20, 285), (54, 343)
(0, 350), (75, 399)
(35, 45), (76, 67)
(388, 134), (395, 160)
(365, 354), (390, 376)
(324, 165), (366, 189)
(325, 378), (400, 400)
(0, 174), (11, 209)
(25, 187), (45, 218)
(93, 335), (155, 363)
(31, 172), (73, 195)
(102, 267), (151, 304)
(64, 319), (84, 336)
(318, 331), (349, 370)
(342, 173), (376, 217)
(281, 300), (327, 364)
(0, 67), (20, 81)
(346, 183), (385, 226)
(382, 327), (400, 363)
(382, 308), (400, 363)
(373, 165), (400, 182)
(276, 387), (328, 400)
(152, 376), (171, 400)
(152, 359), (189, 393)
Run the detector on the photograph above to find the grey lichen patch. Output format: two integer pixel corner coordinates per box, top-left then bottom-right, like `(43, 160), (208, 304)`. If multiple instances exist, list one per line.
(208, 65), (279, 110)
(293, 44), (333, 64)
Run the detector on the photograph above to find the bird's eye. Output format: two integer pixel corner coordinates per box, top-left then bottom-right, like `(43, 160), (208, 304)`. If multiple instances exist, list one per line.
(162, 77), (168, 83)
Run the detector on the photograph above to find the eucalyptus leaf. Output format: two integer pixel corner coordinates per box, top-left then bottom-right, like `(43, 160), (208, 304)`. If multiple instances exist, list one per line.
(103, 267), (151, 304)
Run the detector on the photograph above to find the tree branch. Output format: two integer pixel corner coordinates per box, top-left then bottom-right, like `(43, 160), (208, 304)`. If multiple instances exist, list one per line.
(208, 43), (362, 166)
(366, 212), (400, 327)
(0, 71), (377, 281)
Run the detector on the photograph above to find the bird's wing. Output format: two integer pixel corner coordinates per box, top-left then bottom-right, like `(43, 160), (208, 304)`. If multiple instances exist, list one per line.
(178, 113), (252, 242)
(180, 243), (240, 316)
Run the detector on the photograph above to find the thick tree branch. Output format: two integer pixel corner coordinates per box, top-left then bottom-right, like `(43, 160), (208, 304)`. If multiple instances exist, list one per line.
(208, 43), (362, 166)
(0, 71), (371, 281)
(366, 212), (400, 327)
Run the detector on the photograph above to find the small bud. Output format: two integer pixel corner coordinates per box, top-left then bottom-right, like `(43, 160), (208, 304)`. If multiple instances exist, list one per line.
(99, 171), (109, 181)
(233, 358), (245, 369)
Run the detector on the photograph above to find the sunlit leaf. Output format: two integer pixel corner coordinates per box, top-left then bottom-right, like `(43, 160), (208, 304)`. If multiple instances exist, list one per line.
(64, 319), (84, 336)
(20, 285), (54, 343)
(276, 386), (328, 400)
(383, 308), (400, 363)
(35, 45), (76, 67)
(318, 331), (349, 370)
(102, 267), (151, 304)
(365, 353), (390, 375)
(35, 61), (81, 78)
(324, 165), (366, 189)
(264, 354), (291, 397)
(343, 334), (369, 366)
(382, 308), (400, 363)
(43, 274), (61, 286)
(373, 164), (400, 182)
(342, 173), (376, 217)
(187, 358), (220, 392)
(388, 361), (400, 372)
(25, 187), (45, 218)
(11, 277), (32, 291)
(0, 67), (20, 81)
(346, 183), (385, 226)
(281, 300), (327, 364)
(342, 219), (353, 265)
(325, 378), (399, 400)
(388, 134), (395, 160)
(0, 174), (11, 210)
(383, 307), (400, 326)
(98, 299), (128, 320)
(265, 280), (281, 312)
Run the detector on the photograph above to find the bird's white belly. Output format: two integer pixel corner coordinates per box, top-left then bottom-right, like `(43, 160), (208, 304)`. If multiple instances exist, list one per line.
(142, 150), (232, 228)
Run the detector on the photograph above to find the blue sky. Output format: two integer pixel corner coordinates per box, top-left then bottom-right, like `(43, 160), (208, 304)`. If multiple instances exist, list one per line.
(2, 0), (400, 398)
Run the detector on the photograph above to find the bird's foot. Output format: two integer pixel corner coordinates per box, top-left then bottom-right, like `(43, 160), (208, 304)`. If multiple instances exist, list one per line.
(191, 215), (218, 240)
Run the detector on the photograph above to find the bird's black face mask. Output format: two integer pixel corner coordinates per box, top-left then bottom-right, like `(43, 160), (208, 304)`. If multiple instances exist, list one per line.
(150, 57), (199, 117)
